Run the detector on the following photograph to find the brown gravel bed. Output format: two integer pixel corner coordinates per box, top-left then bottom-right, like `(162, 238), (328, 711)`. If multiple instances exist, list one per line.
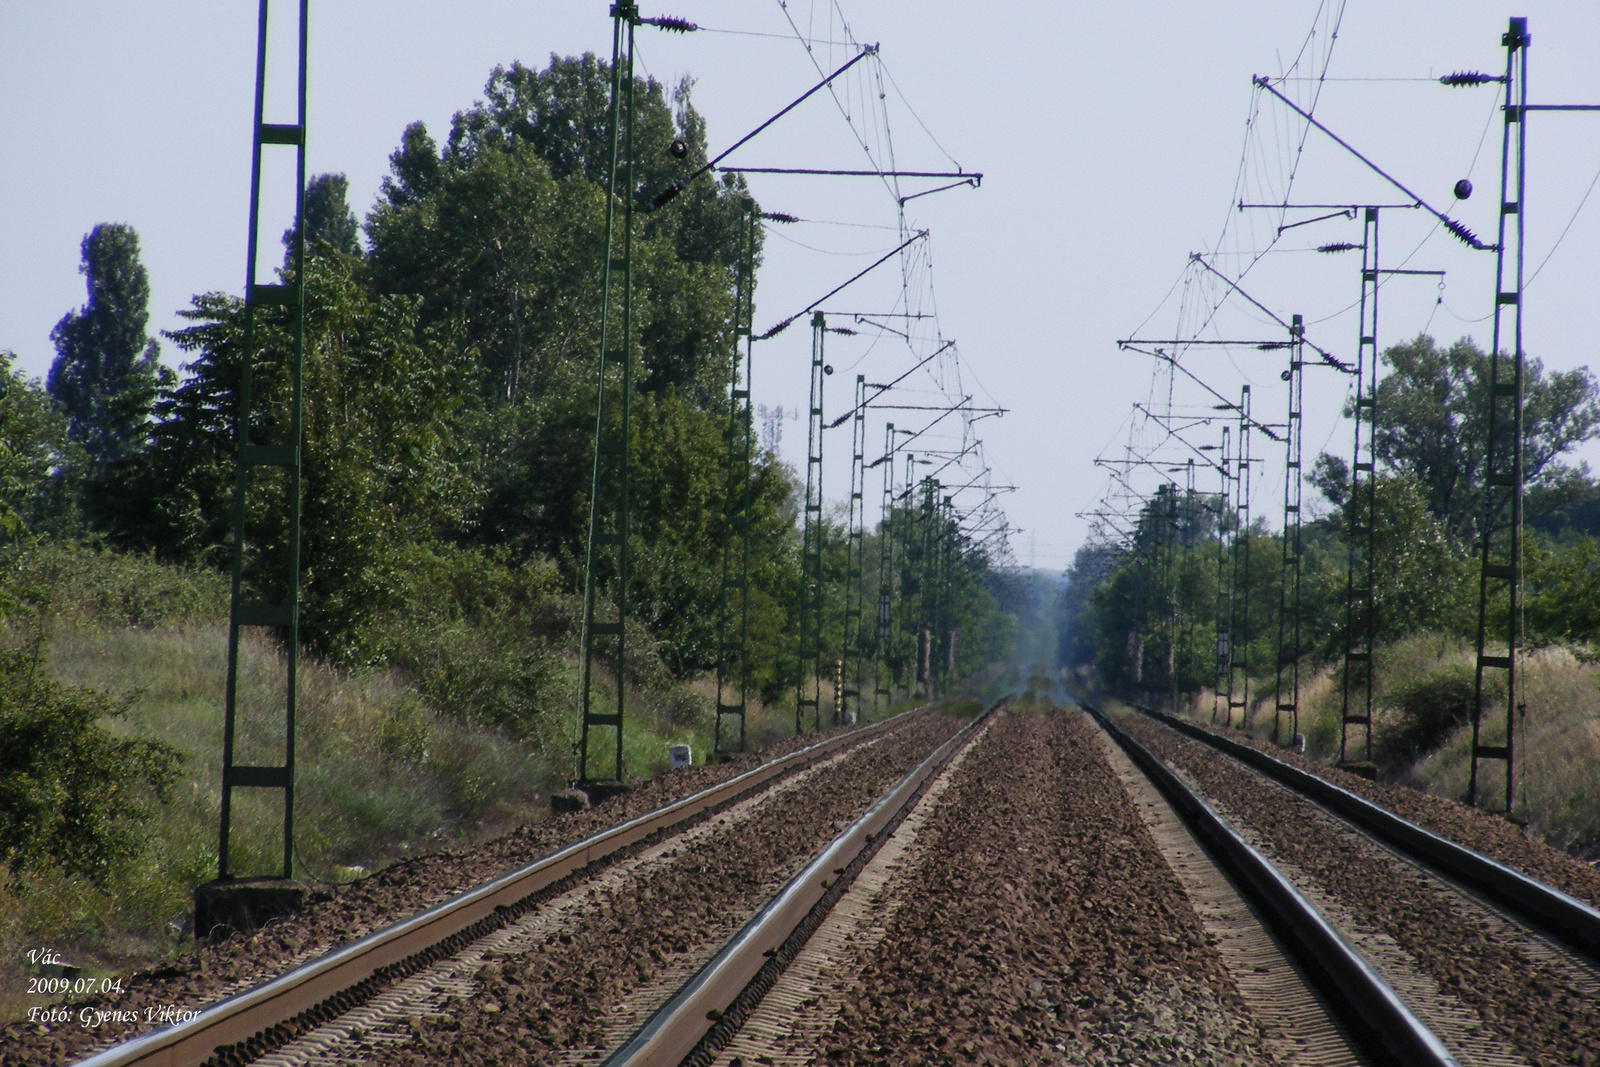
(824, 708), (1278, 1067)
(1125, 713), (1600, 1067)
(0, 713), (910, 1067)
(1183, 712), (1600, 908)
(369, 710), (965, 1065)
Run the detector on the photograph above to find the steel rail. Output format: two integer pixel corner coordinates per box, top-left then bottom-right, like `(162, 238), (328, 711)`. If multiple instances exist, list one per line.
(604, 696), (1006, 1067)
(1132, 704), (1600, 964)
(1080, 700), (1459, 1067)
(74, 709), (930, 1067)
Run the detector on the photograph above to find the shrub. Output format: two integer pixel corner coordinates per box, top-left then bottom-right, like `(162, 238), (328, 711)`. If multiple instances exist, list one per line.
(0, 642), (180, 886)
(1375, 661), (1499, 767)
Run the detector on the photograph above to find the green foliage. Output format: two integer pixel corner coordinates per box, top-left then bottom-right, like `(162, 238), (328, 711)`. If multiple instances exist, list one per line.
(1065, 469), (1478, 708)
(1370, 334), (1600, 537)
(1525, 464), (1600, 541)
(443, 58), (752, 275)
(1525, 536), (1600, 644)
(871, 496), (1015, 695)
(1363, 474), (1476, 641)
(47, 224), (171, 476)
(7, 541), (226, 631)
(1057, 541), (1119, 667)
(357, 542), (571, 742)
(0, 352), (80, 538)
(367, 57), (755, 409)
(0, 589), (179, 886)
(284, 173), (362, 261)
(366, 138), (610, 405)
(54, 53), (1005, 755)
(99, 253), (479, 661)
(1373, 660), (1486, 767)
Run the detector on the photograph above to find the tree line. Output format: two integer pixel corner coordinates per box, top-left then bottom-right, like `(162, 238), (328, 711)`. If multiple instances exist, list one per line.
(0, 56), (1015, 884)
(1060, 334), (1600, 697)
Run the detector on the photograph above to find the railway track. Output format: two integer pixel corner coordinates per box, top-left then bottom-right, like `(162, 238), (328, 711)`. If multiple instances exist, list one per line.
(599, 696), (1004, 1067)
(64, 704), (964, 1067)
(1086, 697), (1600, 1067)
(58, 690), (1597, 1067)
(654, 697), (1294, 1066)
(1132, 704), (1600, 962)
(604, 693), (1373, 1066)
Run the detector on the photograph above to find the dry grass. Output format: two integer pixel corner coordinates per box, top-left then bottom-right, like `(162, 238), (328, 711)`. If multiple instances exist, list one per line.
(0, 558), (757, 1022)
(0, 619), (553, 1021)
(1412, 645), (1600, 857)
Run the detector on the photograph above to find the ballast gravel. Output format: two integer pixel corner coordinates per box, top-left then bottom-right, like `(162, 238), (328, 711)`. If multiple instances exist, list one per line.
(366, 711), (965, 1065)
(1196, 714), (1600, 908)
(825, 708), (1278, 1067)
(1124, 712), (1600, 1067)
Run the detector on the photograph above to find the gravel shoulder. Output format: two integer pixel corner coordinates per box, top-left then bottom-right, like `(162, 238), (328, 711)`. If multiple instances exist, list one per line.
(1173, 711), (1600, 909)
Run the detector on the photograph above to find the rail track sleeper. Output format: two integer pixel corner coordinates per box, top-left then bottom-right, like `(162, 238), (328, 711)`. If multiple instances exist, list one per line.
(1135, 703), (1600, 963)
(1081, 701), (1460, 1067)
(603, 696), (1006, 1067)
(73, 709), (928, 1067)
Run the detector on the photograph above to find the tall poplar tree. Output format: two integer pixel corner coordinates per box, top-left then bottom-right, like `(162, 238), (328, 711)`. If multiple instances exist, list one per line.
(47, 224), (168, 473)
(283, 173), (362, 261)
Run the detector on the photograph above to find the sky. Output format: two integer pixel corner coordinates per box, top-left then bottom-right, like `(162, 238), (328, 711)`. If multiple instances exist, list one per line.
(3, 2), (1598, 573)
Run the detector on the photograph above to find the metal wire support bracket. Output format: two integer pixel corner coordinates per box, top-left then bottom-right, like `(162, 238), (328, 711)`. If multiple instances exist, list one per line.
(795, 313), (828, 733)
(1273, 316), (1305, 746)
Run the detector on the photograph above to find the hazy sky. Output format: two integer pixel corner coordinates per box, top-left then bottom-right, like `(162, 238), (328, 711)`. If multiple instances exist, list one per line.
(3, 2), (1598, 571)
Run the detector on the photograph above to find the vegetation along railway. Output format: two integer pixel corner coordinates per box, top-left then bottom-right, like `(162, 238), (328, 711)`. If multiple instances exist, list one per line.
(4, 4), (1600, 1067)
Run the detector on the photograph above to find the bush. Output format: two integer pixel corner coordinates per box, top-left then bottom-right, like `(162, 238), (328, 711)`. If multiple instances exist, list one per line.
(8, 541), (225, 630)
(0, 642), (180, 886)
(1375, 661), (1499, 767)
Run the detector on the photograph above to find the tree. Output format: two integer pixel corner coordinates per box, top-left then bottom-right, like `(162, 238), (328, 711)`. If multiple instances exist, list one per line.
(98, 253), (479, 663)
(1367, 335), (1600, 537)
(283, 173), (361, 261)
(47, 224), (170, 474)
(367, 56), (757, 408)
(443, 57), (749, 272)
(367, 140), (609, 405)
(0, 352), (79, 538)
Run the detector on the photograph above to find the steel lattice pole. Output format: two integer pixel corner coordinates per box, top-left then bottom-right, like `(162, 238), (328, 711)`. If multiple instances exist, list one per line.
(1470, 18), (1530, 813)
(218, 0), (309, 882)
(576, 5), (638, 784)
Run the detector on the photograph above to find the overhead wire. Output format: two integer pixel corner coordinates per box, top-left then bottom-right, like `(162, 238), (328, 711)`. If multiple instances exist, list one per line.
(1526, 161), (1600, 289)
(1110, 1), (1352, 532)
(764, 0), (1006, 541)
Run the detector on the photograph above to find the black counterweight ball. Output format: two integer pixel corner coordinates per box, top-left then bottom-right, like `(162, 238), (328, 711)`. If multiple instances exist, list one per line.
(1454, 178), (1473, 200)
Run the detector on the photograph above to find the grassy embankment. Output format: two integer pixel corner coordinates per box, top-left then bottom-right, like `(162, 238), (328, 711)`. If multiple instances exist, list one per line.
(1180, 633), (1600, 861)
(0, 543), (789, 1021)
